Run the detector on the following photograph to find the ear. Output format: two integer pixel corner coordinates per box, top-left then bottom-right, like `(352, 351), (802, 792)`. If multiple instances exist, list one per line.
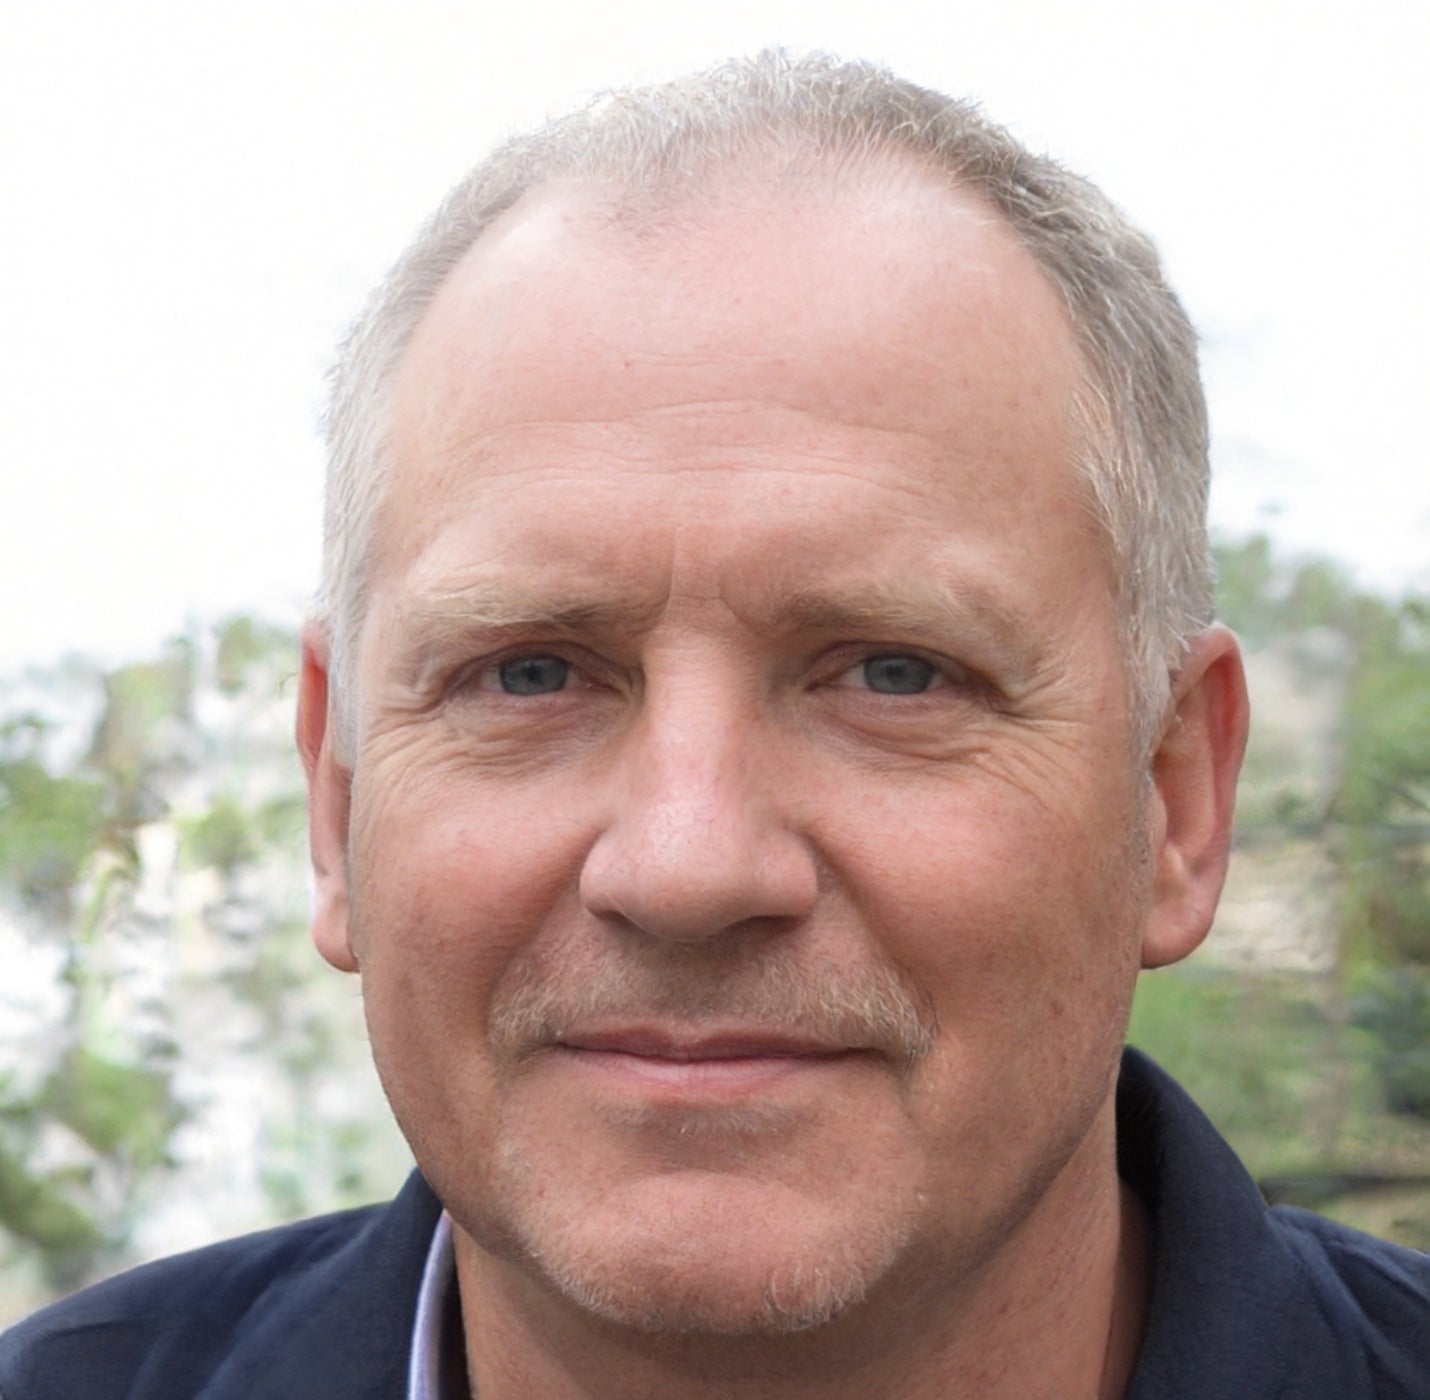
(1140, 625), (1250, 970)
(297, 623), (358, 973)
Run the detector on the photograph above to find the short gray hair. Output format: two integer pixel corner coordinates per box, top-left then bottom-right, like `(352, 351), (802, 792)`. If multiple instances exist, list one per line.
(321, 50), (1212, 760)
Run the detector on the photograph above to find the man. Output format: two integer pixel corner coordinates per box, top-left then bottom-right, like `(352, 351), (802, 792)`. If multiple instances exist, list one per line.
(2, 51), (1425, 1400)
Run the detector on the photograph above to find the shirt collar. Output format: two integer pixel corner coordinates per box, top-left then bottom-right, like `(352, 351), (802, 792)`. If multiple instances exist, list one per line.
(408, 1209), (456, 1400)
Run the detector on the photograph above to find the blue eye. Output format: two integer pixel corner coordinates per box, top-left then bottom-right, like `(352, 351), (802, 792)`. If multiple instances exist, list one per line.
(861, 655), (937, 694)
(497, 656), (571, 695)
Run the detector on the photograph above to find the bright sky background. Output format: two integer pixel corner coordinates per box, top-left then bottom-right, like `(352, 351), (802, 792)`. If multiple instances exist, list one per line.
(2, 0), (1426, 674)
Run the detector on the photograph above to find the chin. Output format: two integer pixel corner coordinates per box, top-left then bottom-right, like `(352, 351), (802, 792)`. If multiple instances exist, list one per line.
(535, 1253), (877, 1336)
(472, 1141), (920, 1338)
(519, 1223), (905, 1337)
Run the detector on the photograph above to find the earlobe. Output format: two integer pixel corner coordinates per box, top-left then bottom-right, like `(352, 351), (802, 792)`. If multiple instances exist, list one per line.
(297, 624), (359, 974)
(1140, 625), (1250, 970)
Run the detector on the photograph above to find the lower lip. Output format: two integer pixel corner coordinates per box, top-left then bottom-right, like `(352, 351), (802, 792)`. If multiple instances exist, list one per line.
(554, 1047), (858, 1095)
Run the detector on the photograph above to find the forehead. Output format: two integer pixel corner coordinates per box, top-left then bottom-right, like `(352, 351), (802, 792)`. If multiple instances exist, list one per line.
(394, 160), (1084, 450)
(375, 161), (1100, 623)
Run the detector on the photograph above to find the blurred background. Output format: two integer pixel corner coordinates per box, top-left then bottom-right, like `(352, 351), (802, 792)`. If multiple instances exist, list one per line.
(2, 0), (1427, 1319)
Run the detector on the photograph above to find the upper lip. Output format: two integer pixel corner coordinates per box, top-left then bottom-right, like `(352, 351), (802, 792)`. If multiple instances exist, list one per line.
(555, 1027), (856, 1060)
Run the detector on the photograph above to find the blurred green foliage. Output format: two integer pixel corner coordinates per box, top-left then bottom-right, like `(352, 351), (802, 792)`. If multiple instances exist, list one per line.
(0, 1137), (105, 1287)
(1129, 968), (1332, 1173)
(1351, 967), (1430, 1119)
(0, 617), (328, 1300)
(214, 616), (295, 698)
(180, 794), (257, 876)
(44, 1048), (181, 1166)
(0, 749), (106, 909)
(1213, 538), (1430, 1123)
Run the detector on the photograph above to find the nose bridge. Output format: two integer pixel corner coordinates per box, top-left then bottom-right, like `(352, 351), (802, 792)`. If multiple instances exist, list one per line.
(641, 672), (751, 841)
(579, 668), (818, 942)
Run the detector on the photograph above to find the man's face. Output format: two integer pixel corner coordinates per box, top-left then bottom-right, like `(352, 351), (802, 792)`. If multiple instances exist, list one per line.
(313, 166), (1166, 1333)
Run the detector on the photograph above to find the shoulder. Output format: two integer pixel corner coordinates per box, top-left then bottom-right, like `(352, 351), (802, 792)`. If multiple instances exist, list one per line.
(1271, 1205), (1430, 1379)
(0, 1207), (380, 1397)
(1, 1170), (441, 1399)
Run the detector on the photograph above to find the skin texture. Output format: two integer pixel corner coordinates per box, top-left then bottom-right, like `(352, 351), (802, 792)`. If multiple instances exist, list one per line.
(298, 160), (1248, 1399)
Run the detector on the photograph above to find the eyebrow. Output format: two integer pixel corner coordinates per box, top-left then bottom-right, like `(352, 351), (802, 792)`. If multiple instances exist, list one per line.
(405, 584), (634, 633)
(384, 579), (661, 685)
(770, 580), (1025, 644)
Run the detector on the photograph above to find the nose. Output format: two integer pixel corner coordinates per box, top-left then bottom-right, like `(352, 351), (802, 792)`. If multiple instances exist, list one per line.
(579, 691), (820, 944)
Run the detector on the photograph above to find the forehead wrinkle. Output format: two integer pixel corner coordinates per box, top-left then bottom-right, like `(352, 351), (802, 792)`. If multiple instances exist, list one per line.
(418, 403), (950, 479)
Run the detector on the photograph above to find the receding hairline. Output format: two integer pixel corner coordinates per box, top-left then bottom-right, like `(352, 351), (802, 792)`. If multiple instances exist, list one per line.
(393, 143), (1083, 368)
(381, 149), (1110, 555)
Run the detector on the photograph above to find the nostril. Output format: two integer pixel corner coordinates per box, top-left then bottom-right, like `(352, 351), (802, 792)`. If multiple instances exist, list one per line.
(578, 822), (819, 946)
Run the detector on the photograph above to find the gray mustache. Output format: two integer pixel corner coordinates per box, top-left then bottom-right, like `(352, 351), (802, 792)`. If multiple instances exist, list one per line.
(486, 949), (938, 1074)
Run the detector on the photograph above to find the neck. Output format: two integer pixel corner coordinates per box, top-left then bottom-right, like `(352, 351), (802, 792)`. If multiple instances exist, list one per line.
(451, 1111), (1152, 1400)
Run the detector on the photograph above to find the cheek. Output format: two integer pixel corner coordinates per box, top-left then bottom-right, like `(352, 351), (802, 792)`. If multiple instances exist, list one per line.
(851, 786), (1146, 1173)
(346, 782), (599, 1178)
(832, 775), (1147, 1032)
(346, 764), (594, 1050)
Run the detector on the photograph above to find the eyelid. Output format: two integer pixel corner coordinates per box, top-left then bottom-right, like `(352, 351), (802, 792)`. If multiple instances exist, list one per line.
(826, 645), (977, 687)
(449, 643), (616, 697)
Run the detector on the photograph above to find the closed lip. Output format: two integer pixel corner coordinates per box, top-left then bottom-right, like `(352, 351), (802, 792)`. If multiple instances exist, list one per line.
(553, 1027), (860, 1061)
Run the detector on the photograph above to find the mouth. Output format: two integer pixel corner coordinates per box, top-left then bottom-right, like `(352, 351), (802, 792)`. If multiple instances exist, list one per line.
(549, 1027), (868, 1093)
